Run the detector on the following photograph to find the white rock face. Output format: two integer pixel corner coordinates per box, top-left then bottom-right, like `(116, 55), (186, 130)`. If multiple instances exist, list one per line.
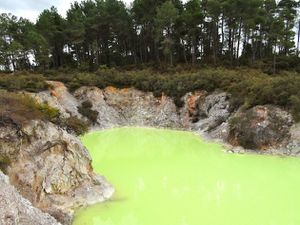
(74, 86), (123, 128)
(74, 86), (181, 129)
(0, 171), (61, 225)
(32, 82), (297, 152)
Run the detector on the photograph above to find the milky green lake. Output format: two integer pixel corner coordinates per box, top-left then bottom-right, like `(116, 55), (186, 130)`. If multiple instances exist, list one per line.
(73, 127), (300, 225)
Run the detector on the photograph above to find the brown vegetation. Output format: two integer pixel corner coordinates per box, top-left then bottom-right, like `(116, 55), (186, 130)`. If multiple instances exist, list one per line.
(0, 91), (57, 127)
(0, 91), (88, 135)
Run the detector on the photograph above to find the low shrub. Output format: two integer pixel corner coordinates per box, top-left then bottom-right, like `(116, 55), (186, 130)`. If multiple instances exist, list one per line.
(61, 116), (89, 136)
(0, 91), (60, 127)
(0, 155), (11, 173)
(0, 73), (48, 92)
(37, 103), (60, 121)
(77, 101), (99, 124)
(0, 91), (88, 135)
(3, 66), (300, 121)
(289, 95), (300, 122)
(44, 67), (300, 121)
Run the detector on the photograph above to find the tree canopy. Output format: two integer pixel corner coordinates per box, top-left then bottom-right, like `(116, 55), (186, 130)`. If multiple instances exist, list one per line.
(0, 0), (299, 72)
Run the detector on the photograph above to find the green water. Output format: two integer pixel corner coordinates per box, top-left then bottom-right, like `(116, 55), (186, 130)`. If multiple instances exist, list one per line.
(74, 127), (300, 225)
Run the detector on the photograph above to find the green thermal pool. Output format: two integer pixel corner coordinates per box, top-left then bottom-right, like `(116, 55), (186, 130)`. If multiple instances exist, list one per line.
(73, 127), (300, 225)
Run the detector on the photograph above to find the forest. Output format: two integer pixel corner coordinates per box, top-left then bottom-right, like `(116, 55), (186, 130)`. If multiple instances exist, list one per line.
(0, 0), (299, 72)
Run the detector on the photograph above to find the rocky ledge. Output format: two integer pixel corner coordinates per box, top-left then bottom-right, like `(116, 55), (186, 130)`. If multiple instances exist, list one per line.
(0, 120), (114, 224)
(1, 81), (299, 225)
(35, 82), (300, 155)
(33, 81), (299, 155)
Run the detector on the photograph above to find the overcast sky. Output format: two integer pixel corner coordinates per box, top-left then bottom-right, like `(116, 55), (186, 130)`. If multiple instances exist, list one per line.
(0, 0), (134, 22)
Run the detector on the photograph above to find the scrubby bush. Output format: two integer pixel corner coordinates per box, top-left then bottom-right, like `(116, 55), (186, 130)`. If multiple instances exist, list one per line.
(37, 103), (60, 121)
(0, 155), (11, 173)
(47, 68), (299, 121)
(77, 101), (99, 124)
(289, 95), (300, 121)
(61, 116), (89, 136)
(0, 73), (48, 92)
(0, 92), (59, 127)
(2, 66), (300, 121)
(0, 91), (88, 135)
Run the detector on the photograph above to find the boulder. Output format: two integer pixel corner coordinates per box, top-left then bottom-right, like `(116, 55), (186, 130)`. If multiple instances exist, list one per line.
(229, 105), (293, 150)
(192, 92), (232, 132)
(208, 122), (231, 141)
(0, 120), (114, 224)
(30, 81), (82, 119)
(0, 171), (61, 225)
(180, 91), (206, 128)
(285, 123), (300, 155)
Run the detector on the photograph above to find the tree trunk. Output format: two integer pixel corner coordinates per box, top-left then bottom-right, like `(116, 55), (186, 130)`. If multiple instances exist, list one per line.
(221, 16), (224, 54)
(104, 39), (110, 67)
(251, 31), (256, 64)
(144, 42), (147, 63)
(192, 36), (196, 65)
(236, 21), (242, 60)
(297, 20), (300, 55)
(154, 41), (160, 64)
(10, 55), (16, 71)
(284, 21), (289, 55)
(212, 20), (218, 65)
(96, 38), (101, 66)
(181, 39), (188, 64)
(228, 28), (232, 64)
(75, 46), (80, 66)
(139, 36), (143, 63)
(273, 43), (277, 74)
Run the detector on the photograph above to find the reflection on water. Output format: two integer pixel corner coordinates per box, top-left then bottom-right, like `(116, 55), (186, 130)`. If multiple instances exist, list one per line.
(73, 127), (300, 225)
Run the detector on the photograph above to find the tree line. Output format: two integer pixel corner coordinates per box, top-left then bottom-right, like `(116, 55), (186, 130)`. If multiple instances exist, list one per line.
(0, 0), (299, 72)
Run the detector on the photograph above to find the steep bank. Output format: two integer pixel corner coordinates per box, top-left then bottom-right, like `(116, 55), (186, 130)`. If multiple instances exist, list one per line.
(0, 120), (114, 224)
(0, 80), (299, 225)
(34, 81), (299, 155)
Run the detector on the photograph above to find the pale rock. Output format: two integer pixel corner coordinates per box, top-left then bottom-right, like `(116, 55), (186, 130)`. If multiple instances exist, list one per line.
(0, 171), (61, 225)
(30, 81), (82, 119)
(0, 120), (114, 224)
(193, 92), (231, 132)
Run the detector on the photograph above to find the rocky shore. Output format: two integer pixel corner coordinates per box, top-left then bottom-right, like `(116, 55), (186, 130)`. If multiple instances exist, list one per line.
(33, 81), (300, 155)
(0, 81), (299, 225)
